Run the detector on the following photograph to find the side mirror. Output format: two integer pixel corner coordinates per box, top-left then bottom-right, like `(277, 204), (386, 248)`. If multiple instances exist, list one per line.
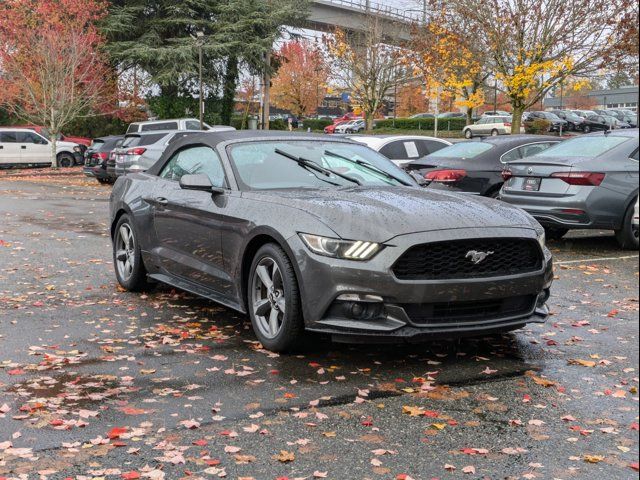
(179, 173), (224, 194)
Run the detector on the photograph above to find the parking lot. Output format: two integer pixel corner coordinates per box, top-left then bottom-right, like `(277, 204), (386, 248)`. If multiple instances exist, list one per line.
(0, 173), (638, 479)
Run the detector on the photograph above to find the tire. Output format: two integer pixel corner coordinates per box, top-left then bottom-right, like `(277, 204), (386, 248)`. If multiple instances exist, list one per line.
(488, 187), (502, 199)
(583, 125), (591, 134)
(615, 201), (639, 250)
(112, 214), (149, 291)
(464, 129), (473, 139)
(490, 129), (499, 136)
(544, 227), (569, 241)
(248, 243), (305, 352)
(97, 178), (110, 185)
(57, 153), (75, 168)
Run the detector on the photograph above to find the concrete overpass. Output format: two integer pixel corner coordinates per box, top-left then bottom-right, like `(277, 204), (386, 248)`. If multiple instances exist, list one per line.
(306, 0), (424, 41)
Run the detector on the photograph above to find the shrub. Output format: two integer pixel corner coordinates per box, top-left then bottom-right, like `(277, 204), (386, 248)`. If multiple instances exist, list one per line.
(524, 118), (551, 134)
(301, 118), (333, 131)
(374, 117), (467, 131)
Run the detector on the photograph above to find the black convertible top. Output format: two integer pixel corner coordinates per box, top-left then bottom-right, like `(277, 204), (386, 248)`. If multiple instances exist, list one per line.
(145, 130), (357, 176)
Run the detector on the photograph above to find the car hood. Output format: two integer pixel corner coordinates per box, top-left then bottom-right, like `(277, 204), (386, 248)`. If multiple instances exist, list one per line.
(57, 141), (79, 149)
(245, 187), (537, 243)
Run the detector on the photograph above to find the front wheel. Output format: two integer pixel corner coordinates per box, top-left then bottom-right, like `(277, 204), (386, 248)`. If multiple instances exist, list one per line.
(583, 125), (591, 133)
(490, 129), (499, 136)
(113, 214), (149, 291)
(57, 153), (75, 168)
(615, 201), (639, 250)
(464, 129), (473, 139)
(248, 243), (304, 352)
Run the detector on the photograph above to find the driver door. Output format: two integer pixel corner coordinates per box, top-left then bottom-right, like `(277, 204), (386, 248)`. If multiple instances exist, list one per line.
(151, 145), (233, 295)
(17, 131), (50, 164)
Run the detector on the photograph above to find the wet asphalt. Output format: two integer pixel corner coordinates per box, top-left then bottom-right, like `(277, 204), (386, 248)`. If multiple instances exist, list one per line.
(0, 174), (637, 480)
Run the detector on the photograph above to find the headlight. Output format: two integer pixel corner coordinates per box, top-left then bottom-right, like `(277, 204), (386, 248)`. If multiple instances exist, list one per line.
(73, 146), (81, 152)
(299, 233), (382, 260)
(537, 230), (545, 249)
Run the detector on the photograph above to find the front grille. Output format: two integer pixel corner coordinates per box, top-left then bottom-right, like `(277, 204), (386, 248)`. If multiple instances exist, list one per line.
(392, 238), (542, 280)
(402, 295), (536, 325)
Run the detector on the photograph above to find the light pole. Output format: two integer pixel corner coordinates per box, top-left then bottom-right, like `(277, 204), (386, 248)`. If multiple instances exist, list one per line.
(196, 31), (205, 130)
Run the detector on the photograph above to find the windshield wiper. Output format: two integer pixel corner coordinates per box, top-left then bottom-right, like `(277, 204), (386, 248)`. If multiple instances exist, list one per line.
(274, 148), (361, 186)
(323, 150), (412, 186)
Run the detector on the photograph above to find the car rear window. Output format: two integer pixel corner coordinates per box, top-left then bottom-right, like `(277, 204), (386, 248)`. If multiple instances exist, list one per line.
(140, 122), (179, 132)
(427, 142), (494, 159)
(122, 133), (167, 147)
(90, 139), (105, 148)
(539, 136), (629, 158)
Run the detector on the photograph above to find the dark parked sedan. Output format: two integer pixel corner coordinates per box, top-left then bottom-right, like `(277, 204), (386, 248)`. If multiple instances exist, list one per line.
(404, 135), (560, 197)
(550, 110), (585, 131)
(500, 130), (639, 249)
(83, 135), (124, 184)
(524, 111), (568, 132)
(110, 131), (553, 352)
(581, 114), (615, 133)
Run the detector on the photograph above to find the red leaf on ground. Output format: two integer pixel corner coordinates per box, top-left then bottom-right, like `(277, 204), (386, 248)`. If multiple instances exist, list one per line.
(121, 472), (140, 479)
(107, 426), (128, 439)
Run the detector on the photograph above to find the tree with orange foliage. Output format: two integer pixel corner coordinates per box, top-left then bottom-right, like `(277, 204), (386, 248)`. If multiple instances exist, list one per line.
(395, 85), (429, 117)
(0, 0), (113, 167)
(271, 41), (329, 118)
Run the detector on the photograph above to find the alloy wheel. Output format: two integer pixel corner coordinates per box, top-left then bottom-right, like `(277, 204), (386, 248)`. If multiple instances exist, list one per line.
(115, 223), (135, 281)
(251, 257), (286, 339)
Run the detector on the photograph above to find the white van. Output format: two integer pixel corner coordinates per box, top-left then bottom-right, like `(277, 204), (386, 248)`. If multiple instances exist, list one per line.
(0, 128), (81, 167)
(125, 118), (236, 134)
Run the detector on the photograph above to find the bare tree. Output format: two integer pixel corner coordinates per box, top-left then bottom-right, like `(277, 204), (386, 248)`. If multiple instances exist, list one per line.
(326, 17), (403, 130)
(445, 0), (635, 132)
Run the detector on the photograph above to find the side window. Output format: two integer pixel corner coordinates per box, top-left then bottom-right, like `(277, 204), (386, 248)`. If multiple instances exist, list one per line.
(379, 141), (408, 160)
(159, 146), (225, 187)
(141, 122), (178, 132)
(17, 131), (47, 144)
(519, 142), (556, 158)
(500, 147), (521, 163)
(419, 140), (447, 156)
(185, 120), (201, 130)
(0, 131), (19, 142)
(630, 149), (639, 162)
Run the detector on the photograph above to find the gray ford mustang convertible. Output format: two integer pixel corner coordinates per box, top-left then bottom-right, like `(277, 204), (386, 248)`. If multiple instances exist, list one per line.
(110, 131), (553, 352)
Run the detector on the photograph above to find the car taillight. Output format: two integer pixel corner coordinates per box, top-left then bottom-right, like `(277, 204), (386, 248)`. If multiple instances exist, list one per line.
(551, 172), (605, 186)
(504, 122), (512, 127)
(126, 147), (146, 155)
(501, 169), (513, 181)
(91, 152), (108, 160)
(425, 169), (467, 183)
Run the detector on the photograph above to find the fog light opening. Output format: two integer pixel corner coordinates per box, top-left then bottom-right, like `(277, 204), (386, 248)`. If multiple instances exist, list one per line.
(537, 289), (550, 307)
(341, 301), (385, 320)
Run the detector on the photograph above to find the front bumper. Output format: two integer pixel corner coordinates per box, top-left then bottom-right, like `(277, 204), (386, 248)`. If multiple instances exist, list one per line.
(289, 227), (553, 342)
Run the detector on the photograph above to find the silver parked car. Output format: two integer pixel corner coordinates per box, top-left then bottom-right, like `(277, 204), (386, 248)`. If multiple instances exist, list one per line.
(113, 131), (202, 177)
(500, 130), (639, 249)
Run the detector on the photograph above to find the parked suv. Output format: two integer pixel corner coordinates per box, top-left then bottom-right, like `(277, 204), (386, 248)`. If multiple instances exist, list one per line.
(0, 128), (81, 167)
(111, 131), (202, 178)
(462, 115), (521, 138)
(125, 118), (236, 134)
(524, 111), (568, 132)
(83, 136), (124, 183)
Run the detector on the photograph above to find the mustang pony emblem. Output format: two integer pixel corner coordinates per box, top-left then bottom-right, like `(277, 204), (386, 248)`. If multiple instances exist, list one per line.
(465, 250), (494, 264)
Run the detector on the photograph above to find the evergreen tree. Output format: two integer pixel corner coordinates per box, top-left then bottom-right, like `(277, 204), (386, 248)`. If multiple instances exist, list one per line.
(102, 0), (307, 124)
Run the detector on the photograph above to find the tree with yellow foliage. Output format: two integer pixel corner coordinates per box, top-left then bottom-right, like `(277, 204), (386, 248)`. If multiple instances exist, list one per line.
(446, 0), (635, 133)
(409, 11), (490, 125)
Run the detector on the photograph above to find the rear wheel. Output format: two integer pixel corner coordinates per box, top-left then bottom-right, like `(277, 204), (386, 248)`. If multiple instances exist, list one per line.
(615, 202), (639, 250)
(464, 129), (473, 139)
(113, 214), (149, 291)
(583, 125), (591, 134)
(490, 129), (499, 136)
(57, 153), (75, 167)
(544, 227), (569, 241)
(248, 243), (304, 352)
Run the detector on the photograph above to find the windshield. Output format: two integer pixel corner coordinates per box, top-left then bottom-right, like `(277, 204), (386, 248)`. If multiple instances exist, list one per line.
(426, 141), (494, 159)
(538, 136), (628, 158)
(228, 140), (415, 190)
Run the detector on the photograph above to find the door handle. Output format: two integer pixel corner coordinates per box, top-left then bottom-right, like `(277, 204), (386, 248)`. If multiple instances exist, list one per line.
(21, 146), (27, 149)
(156, 197), (169, 206)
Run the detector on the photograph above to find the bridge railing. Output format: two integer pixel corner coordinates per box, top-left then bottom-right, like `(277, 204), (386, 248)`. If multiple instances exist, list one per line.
(321, 0), (424, 23)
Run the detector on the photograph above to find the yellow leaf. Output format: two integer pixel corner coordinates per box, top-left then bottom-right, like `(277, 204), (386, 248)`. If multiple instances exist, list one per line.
(402, 406), (424, 417)
(583, 455), (604, 463)
(431, 423), (446, 430)
(568, 359), (596, 368)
